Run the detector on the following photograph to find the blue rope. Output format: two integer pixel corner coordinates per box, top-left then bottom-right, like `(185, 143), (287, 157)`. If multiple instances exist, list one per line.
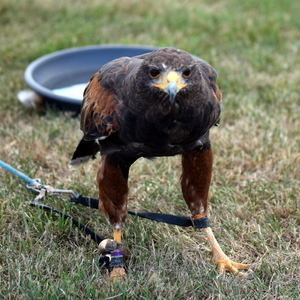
(0, 160), (36, 185)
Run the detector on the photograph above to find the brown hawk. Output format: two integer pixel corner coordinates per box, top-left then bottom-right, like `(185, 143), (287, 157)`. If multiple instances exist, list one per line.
(71, 47), (250, 278)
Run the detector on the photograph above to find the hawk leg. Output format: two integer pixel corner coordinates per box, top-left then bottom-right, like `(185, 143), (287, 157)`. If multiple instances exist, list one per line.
(97, 154), (131, 279)
(181, 147), (250, 275)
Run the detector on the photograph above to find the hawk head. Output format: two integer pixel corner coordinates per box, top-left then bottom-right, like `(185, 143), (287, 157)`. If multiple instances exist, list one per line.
(136, 47), (203, 105)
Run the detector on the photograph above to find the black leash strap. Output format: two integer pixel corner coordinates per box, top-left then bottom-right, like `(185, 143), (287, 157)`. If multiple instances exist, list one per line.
(70, 195), (210, 229)
(127, 211), (210, 228)
(70, 196), (99, 209)
(30, 201), (104, 244)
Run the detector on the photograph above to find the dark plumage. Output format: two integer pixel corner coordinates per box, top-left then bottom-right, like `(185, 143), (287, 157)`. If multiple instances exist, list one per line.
(71, 47), (250, 278)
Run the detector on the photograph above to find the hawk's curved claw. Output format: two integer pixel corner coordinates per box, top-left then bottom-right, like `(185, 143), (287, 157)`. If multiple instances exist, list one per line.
(215, 256), (250, 276)
(110, 267), (126, 280)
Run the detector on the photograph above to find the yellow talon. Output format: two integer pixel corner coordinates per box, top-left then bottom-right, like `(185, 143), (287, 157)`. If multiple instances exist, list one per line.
(217, 257), (250, 276)
(110, 267), (126, 280)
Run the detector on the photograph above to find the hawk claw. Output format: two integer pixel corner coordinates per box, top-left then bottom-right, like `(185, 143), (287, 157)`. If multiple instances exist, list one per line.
(110, 267), (126, 280)
(203, 227), (250, 276)
(215, 256), (250, 276)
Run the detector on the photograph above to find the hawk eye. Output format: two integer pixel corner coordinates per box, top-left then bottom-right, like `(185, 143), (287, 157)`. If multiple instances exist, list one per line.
(182, 69), (191, 78)
(149, 68), (160, 78)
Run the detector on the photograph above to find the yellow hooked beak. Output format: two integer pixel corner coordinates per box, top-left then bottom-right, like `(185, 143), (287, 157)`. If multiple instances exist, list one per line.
(154, 71), (187, 104)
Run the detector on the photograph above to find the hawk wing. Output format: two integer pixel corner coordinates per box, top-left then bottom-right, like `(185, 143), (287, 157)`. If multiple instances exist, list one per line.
(195, 59), (222, 102)
(80, 72), (119, 141)
(196, 59), (222, 127)
(70, 56), (142, 164)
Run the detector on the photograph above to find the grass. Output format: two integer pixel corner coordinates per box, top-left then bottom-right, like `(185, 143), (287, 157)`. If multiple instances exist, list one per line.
(0, 0), (300, 298)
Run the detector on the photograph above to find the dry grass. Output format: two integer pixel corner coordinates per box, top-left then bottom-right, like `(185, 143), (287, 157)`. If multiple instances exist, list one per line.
(1, 0), (300, 299)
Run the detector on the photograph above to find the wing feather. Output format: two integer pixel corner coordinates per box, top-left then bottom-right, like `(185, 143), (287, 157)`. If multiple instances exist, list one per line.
(195, 59), (222, 126)
(80, 73), (119, 141)
(196, 60), (222, 102)
(80, 56), (143, 141)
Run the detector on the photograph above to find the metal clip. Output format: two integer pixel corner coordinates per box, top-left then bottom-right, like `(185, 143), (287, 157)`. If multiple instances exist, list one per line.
(26, 178), (79, 202)
(51, 189), (80, 201)
(31, 188), (47, 204)
(26, 178), (43, 192)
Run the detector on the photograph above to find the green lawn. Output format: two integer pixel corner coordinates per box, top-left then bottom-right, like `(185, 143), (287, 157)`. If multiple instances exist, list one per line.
(0, 0), (299, 299)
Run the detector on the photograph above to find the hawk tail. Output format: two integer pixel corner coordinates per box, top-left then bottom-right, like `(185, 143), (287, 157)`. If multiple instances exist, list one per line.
(69, 139), (100, 165)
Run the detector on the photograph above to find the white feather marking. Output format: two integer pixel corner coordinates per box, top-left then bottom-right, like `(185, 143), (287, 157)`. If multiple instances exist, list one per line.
(114, 223), (122, 230)
(96, 136), (108, 141)
(69, 155), (93, 166)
